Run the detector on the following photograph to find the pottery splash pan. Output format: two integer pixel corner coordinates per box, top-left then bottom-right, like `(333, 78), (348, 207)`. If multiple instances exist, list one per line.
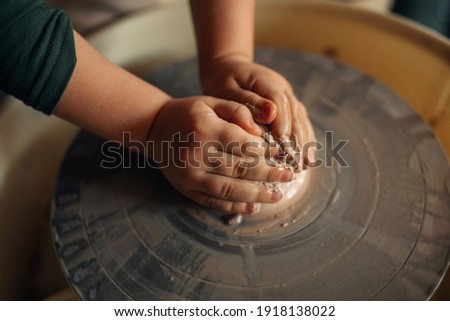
(52, 48), (450, 300)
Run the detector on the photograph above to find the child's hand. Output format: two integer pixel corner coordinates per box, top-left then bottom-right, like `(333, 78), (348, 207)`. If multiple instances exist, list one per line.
(199, 55), (316, 167)
(148, 96), (293, 214)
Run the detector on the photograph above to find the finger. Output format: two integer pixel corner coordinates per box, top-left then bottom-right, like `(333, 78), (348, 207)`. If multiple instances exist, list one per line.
(248, 100), (277, 125)
(232, 65), (292, 136)
(213, 122), (268, 158)
(280, 93), (301, 158)
(189, 190), (261, 214)
(291, 121), (304, 168)
(290, 96), (306, 149)
(204, 150), (293, 182)
(303, 109), (317, 168)
(198, 173), (283, 203)
(292, 100), (316, 169)
(218, 87), (278, 124)
(205, 98), (276, 158)
(265, 93), (296, 168)
(212, 99), (262, 136)
(270, 92), (292, 139)
(203, 130), (279, 161)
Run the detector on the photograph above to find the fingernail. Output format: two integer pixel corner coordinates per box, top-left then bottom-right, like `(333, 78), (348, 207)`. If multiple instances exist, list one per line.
(257, 102), (276, 122)
(281, 169), (293, 182)
(246, 202), (261, 215)
(270, 191), (283, 202)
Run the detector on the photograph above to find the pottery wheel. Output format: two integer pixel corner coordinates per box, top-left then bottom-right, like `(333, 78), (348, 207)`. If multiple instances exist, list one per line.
(52, 49), (450, 300)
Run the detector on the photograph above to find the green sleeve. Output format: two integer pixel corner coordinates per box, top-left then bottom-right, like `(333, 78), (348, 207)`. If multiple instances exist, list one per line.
(0, 0), (77, 114)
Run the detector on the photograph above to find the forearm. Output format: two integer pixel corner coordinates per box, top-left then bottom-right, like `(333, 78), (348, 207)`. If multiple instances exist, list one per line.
(55, 31), (171, 146)
(189, 0), (255, 67)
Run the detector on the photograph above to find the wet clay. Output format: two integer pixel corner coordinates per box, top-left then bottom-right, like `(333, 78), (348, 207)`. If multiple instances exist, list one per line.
(219, 124), (313, 231)
(52, 49), (450, 300)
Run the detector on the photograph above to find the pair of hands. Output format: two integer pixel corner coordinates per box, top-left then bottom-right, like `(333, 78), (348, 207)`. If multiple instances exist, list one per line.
(148, 55), (315, 214)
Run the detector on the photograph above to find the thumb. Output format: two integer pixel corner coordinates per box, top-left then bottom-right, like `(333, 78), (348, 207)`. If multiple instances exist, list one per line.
(212, 99), (262, 136)
(222, 88), (278, 125)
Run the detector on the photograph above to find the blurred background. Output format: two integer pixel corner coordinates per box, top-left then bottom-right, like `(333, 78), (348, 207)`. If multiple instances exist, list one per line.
(47, 0), (449, 38)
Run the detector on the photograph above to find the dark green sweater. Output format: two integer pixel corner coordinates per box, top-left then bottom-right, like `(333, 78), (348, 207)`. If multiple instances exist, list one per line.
(0, 0), (76, 114)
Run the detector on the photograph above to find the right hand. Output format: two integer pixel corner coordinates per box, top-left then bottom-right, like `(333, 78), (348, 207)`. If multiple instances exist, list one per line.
(148, 96), (294, 214)
(199, 55), (317, 169)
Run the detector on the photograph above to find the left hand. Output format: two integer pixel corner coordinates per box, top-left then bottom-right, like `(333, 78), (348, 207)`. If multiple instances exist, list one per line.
(199, 54), (316, 169)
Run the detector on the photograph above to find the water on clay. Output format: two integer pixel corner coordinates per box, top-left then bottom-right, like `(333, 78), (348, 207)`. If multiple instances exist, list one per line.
(52, 49), (450, 300)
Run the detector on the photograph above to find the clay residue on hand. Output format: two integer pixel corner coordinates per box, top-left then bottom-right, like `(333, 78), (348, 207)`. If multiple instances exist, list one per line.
(222, 127), (311, 227)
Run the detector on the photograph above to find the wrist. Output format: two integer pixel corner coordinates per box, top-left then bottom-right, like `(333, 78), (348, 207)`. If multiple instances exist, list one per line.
(200, 53), (252, 74)
(145, 96), (173, 157)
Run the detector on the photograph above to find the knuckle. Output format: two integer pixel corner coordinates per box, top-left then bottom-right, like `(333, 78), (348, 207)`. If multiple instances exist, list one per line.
(231, 203), (246, 214)
(227, 102), (240, 115)
(204, 197), (230, 212)
(204, 197), (220, 210)
(218, 128), (239, 146)
(255, 187), (266, 203)
(243, 94), (260, 109)
(233, 160), (248, 178)
(218, 181), (237, 199)
(266, 167), (279, 182)
(218, 128), (231, 142)
(192, 120), (209, 139)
